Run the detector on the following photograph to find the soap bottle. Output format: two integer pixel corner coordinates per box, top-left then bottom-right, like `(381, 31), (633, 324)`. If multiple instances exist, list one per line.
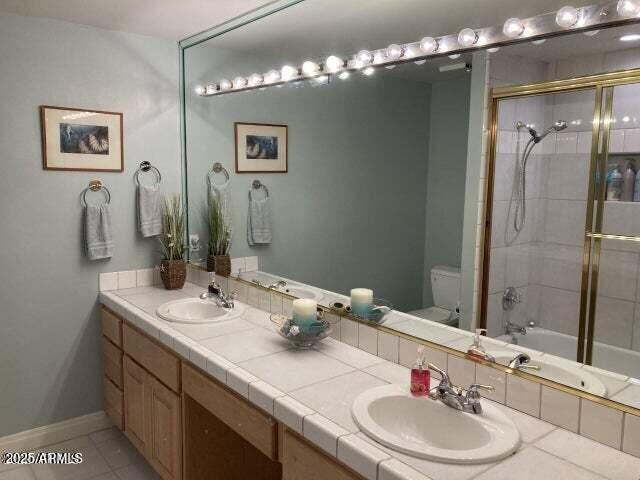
(410, 346), (430, 396)
(607, 166), (623, 201)
(622, 162), (636, 202)
(467, 329), (489, 362)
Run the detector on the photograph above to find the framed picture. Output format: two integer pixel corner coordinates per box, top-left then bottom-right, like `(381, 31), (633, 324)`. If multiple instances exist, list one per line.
(235, 122), (288, 173)
(40, 105), (123, 172)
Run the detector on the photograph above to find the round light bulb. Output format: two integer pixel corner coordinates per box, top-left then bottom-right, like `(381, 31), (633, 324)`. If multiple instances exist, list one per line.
(265, 70), (281, 83)
(617, 0), (640, 17)
(338, 71), (350, 80)
(556, 6), (580, 28)
(404, 44), (420, 58)
(281, 65), (298, 81)
(219, 79), (232, 91)
(458, 28), (478, 47)
(373, 50), (386, 64)
(419, 36), (438, 54)
(194, 85), (206, 95)
(362, 66), (375, 76)
(385, 43), (403, 60)
(248, 73), (263, 86)
(325, 55), (343, 73)
(503, 18), (525, 38)
(232, 76), (247, 89)
(356, 50), (373, 66)
(302, 61), (319, 76)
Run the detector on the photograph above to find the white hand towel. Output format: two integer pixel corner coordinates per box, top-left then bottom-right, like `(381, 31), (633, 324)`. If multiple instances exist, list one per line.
(85, 204), (113, 260)
(247, 197), (272, 245)
(138, 184), (162, 237)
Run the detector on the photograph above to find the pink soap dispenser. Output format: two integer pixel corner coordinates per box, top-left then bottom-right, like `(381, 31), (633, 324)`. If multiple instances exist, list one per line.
(410, 346), (430, 396)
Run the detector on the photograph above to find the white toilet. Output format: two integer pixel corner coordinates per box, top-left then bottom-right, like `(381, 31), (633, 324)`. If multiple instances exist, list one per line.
(410, 265), (461, 327)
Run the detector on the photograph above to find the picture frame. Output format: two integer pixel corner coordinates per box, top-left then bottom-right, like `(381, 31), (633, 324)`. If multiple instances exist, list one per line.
(40, 105), (124, 172)
(235, 122), (288, 173)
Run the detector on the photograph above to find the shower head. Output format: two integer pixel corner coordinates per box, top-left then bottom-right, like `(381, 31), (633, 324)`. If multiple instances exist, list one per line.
(550, 120), (568, 132)
(533, 120), (568, 143)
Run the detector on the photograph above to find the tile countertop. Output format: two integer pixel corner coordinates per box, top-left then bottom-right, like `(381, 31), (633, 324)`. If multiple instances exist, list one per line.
(99, 284), (640, 480)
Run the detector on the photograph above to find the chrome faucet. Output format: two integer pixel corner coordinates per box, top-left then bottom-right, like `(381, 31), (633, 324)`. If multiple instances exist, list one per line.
(268, 280), (287, 290)
(200, 282), (236, 309)
(507, 353), (540, 371)
(505, 320), (527, 336)
(428, 364), (494, 414)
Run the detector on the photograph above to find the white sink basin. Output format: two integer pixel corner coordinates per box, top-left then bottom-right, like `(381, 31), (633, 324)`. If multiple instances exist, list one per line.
(489, 350), (607, 397)
(352, 384), (520, 464)
(157, 298), (245, 324)
(278, 285), (323, 301)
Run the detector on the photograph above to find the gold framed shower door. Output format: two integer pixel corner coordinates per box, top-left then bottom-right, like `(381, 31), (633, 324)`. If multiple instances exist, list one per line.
(481, 68), (640, 366)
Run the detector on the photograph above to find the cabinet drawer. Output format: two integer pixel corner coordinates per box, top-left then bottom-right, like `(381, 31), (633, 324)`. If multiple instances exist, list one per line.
(103, 337), (123, 388)
(282, 429), (364, 480)
(101, 307), (122, 347)
(123, 323), (180, 393)
(104, 376), (123, 430)
(182, 363), (277, 460)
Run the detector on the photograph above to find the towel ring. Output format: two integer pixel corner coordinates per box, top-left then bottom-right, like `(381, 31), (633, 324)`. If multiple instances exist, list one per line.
(250, 179), (269, 198)
(207, 162), (230, 188)
(82, 180), (111, 206)
(134, 161), (162, 187)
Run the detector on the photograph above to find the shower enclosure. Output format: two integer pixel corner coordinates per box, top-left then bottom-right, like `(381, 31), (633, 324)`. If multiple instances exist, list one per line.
(482, 70), (640, 379)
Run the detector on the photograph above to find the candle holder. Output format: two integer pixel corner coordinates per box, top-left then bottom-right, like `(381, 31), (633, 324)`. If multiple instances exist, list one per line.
(350, 298), (394, 324)
(270, 311), (332, 349)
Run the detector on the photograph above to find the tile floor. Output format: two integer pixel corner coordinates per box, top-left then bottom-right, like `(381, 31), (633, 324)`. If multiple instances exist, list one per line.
(0, 429), (159, 480)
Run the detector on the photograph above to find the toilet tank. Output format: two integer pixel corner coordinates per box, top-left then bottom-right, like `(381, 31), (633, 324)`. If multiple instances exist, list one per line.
(431, 265), (461, 310)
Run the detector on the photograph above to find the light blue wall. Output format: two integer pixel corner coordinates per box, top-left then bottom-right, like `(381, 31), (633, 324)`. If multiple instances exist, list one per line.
(422, 76), (471, 307)
(0, 13), (180, 436)
(185, 47), (432, 311)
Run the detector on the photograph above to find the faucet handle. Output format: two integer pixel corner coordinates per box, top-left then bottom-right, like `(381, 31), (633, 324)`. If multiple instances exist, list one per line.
(465, 384), (494, 399)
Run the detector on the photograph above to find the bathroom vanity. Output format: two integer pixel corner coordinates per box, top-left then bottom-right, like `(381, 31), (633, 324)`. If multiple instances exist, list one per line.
(99, 280), (640, 480)
(100, 302), (367, 480)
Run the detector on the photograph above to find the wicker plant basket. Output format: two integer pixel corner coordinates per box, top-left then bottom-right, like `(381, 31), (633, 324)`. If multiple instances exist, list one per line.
(160, 260), (186, 290)
(214, 254), (231, 277)
(206, 255), (216, 273)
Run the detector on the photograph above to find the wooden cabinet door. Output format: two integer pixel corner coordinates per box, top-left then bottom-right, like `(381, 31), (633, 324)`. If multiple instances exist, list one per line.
(123, 355), (151, 456)
(149, 377), (182, 480)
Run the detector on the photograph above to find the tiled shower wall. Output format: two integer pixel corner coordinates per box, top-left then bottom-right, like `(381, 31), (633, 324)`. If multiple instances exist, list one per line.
(485, 48), (640, 356)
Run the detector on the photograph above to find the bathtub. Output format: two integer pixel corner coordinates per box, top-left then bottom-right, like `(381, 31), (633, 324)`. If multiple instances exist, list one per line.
(497, 327), (640, 380)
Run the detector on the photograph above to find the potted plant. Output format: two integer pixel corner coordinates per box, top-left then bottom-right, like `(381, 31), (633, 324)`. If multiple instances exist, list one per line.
(158, 195), (187, 290)
(206, 195), (232, 276)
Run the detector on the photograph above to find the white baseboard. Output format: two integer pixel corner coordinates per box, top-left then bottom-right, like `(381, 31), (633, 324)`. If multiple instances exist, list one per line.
(0, 411), (113, 453)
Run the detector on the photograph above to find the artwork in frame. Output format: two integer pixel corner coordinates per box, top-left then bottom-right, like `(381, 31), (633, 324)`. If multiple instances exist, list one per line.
(235, 122), (288, 173)
(40, 105), (123, 172)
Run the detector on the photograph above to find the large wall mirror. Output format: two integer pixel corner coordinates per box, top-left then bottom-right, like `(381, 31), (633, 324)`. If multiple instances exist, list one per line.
(182, 0), (640, 414)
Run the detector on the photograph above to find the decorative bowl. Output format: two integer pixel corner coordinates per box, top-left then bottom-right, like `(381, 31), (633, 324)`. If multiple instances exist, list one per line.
(270, 312), (332, 349)
(351, 298), (393, 324)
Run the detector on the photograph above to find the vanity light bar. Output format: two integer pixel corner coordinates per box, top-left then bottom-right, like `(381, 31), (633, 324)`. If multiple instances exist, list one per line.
(196, 0), (640, 96)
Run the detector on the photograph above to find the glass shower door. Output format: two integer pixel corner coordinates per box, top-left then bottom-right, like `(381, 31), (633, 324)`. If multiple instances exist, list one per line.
(486, 89), (597, 364)
(587, 82), (640, 379)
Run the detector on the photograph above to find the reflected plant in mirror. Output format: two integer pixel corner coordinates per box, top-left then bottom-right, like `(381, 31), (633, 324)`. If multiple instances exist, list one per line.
(206, 194), (232, 276)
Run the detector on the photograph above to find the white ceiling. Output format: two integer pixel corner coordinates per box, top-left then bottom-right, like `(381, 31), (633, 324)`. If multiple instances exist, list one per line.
(0, 0), (593, 43)
(0, 0), (272, 40)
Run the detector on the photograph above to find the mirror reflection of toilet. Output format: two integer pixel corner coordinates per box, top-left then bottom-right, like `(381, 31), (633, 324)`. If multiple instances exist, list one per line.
(410, 265), (460, 327)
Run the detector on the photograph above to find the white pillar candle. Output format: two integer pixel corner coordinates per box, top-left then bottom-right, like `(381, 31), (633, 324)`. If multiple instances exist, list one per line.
(292, 298), (317, 317)
(351, 288), (373, 304)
